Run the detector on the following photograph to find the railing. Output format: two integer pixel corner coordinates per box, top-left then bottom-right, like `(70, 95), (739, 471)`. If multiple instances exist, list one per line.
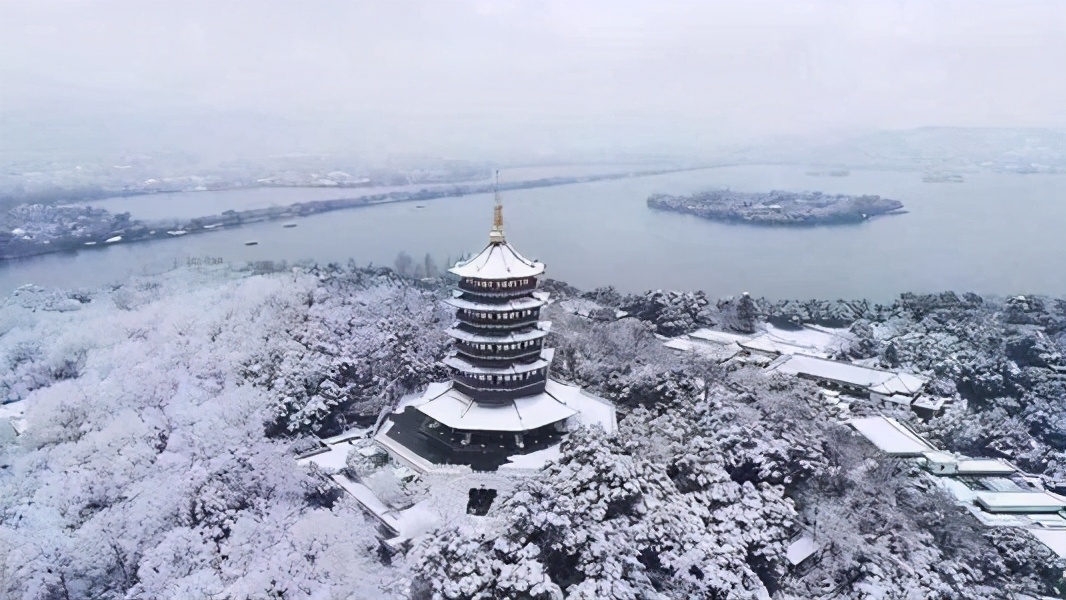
(456, 312), (540, 329)
(454, 343), (543, 362)
(451, 373), (548, 403)
(458, 280), (537, 297)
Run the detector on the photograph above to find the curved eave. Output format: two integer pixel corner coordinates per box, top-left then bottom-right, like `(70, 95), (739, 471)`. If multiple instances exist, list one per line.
(445, 321), (552, 343)
(448, 241), (545, 280)
(444, 348), (554, 375)
(413, 383), (576, 432)
(445, 294), (549, 312)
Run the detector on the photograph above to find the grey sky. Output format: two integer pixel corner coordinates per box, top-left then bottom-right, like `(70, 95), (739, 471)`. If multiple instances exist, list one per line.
(2, 0), (1065, 156)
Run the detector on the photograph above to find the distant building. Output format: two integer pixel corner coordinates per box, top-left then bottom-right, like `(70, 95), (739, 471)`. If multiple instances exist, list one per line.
(921, 451), (1016, 477)
(974, 491), (1066, 514)
(374, 190), (616, 473)
(848, 415), (935, 456)
(766, 353), (942, 416)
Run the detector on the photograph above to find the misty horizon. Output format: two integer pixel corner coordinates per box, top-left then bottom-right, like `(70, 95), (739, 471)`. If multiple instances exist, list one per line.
(3, 1), (1066, 162)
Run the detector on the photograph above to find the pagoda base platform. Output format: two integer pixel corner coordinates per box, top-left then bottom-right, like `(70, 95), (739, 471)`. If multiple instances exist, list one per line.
(374, 379), (618, 474)
(377, 406), (565, 472)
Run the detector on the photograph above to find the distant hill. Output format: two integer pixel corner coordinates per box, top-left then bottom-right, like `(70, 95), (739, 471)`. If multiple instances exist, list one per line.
(721, 127), (1066, 172)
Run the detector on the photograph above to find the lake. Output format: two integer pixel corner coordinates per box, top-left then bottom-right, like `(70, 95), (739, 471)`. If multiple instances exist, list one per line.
(3, 165), (1065, 302)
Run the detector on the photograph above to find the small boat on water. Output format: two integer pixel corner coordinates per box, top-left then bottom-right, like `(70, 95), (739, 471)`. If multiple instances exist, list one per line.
(282, 223), (297, 228)
(415, 205), (426, 209)
(166, 230), (188, 236)
(244, 241), (259, 246)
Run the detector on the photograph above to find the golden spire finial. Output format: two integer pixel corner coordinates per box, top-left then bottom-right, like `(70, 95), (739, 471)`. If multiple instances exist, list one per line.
(489, 169), (505, 243)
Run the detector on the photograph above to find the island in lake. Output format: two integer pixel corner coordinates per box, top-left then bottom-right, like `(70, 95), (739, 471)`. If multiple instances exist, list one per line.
(647, 189), (904, 226)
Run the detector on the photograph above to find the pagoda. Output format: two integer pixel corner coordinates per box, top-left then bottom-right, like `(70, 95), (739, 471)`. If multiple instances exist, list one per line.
(374, 188), (616, 473)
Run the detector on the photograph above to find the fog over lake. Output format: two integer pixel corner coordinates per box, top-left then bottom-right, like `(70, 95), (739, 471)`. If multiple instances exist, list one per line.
(3, 165), (1065, 302)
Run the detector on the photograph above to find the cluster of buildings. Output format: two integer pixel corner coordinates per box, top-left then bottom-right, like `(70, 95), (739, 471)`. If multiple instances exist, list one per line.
(662, 310), (1064, 562)
(664, 324), (944, 418)
(848, 415), (1066, 560)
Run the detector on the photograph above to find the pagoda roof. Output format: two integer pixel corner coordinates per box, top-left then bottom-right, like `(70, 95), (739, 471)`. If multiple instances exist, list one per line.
(449, 241), (545, 280)
(443, 348), (554, 375)
(411, 381), (577, 432)
(445, 321), (552, 343)
(445, 291), (549, 312)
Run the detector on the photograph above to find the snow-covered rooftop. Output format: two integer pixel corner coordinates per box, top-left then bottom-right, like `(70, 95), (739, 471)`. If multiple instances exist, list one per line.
(412, 381), (577, 432)
(320, 426), (372, 445)
(786, 535), (820, 566)
(445, 291), (549, 312)
(923, 451), (957, 465)
(443, 348), (553, 375)
(738, 324), (852, 358)
(404, 378), (615, 435)
(769, 354), (927, 396)
(957, 459), (1016, 476)
(500, 445), (563, 472)
(1030, 528), (1066, 559)
(688, 328), (755, 345)
(0, 401), (27, 435)
(663, 337), (742, 362)
(445, 321), (551, 344)
(974, 491), (1066, 513)
(449, 241), (545, 280)
(296, 445), (351, 471)
(848, 416), (934, 456)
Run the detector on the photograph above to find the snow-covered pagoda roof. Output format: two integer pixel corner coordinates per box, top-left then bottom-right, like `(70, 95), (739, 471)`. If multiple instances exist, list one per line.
(445, 290), (549, 312)
(449, 241), (545, 280)
(443, 349), (554, 375)
(412, 381), (577, 432)
(445, 321), (552, 344)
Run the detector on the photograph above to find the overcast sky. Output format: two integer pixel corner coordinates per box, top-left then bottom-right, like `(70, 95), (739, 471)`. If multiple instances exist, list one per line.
(2, 0), (1065, 157)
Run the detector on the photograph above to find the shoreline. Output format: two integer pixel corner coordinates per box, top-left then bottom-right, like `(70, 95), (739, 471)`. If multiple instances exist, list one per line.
(1, 166), (707, 262)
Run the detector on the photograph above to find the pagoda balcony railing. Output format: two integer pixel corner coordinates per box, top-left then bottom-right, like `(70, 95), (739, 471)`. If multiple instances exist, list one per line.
(457, 281), (537, 297)
(456, 314), (540, 329)
(451, 376), (549, 404)
(454, 344), (544, 363)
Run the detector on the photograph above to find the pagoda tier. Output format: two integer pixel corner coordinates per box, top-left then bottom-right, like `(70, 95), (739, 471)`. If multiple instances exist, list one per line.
(444, 290), (549, 311)
(444, 322), (551, 344)
(452, 337), (546, 365)
(448, 241), (545, 281)
(443, 348), (553, 403)
(457, 277), (539, 299)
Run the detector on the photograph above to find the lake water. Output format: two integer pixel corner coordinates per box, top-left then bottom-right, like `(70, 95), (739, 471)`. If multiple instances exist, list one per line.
(3, 165), (1065, 302)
